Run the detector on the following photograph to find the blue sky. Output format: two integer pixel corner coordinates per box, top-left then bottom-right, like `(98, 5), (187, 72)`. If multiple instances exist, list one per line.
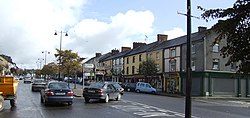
(0, 0), (236, 69)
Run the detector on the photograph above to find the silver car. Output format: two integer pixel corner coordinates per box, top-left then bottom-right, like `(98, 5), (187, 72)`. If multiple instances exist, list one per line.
(31, 79), (46, 91)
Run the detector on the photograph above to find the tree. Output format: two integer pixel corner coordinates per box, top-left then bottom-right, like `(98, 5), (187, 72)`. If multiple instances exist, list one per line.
(138, 59), (159, 82)
(54, 49), (82, 77)
(198, 0), (250, 74)
(41, 62), (58, 77)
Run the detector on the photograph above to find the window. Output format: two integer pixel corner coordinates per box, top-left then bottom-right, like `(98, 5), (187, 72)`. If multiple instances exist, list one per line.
(212, 44), (219, 52)
(156, 52), (160, 60)
(127, 57), (129, 64)
(212, 59), (219, 70)
(126, 67), (129, 74)
(139, 54), (142, 62)
(170, 49), (176, 58)
(133, 56), (135, 63)
(132, 66), (135, 74)
(148, 53), (152, 59)
(191, 44), (195, 54)
(170, 59), (176, 72)
(156, 64), (160, 72)
(191, 60), (195, 71)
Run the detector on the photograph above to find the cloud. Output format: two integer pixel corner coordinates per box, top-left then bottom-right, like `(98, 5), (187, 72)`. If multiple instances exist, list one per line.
(163, 28), (186, 40)
(67, 10), (155, 59)
(0, 0), (155, 69)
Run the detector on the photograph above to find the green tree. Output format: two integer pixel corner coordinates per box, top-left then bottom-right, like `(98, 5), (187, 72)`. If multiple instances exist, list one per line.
(55, 49), (82, 77)
(198, 0), (250, 74)
(138, 59), (159, 82)
(41, 62), (58, 77)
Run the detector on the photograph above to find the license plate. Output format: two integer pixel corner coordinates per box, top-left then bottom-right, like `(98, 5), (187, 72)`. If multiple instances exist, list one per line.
(88, 90), (95, 93)
(55, 92), (66, 95)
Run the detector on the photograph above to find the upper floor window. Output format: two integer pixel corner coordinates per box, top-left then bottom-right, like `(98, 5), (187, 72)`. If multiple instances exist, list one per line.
(156, 52), (160, 60)
(170, 59), (176, 72)
(191, 60), (195, 71)
(139, 54), (142, 62)
(212, 59), (219, 70)
(132, 66), (135, 74)
(126, 67), (129, 74)
(148, 53), (152, 59)
(212, 44), (219, 52)
(127, 57), (129, 64)
(133, 56), (135, 63)
(170, 49), (176, 58)
(156, 64), (160, 72)
(191, 44), (195, 54)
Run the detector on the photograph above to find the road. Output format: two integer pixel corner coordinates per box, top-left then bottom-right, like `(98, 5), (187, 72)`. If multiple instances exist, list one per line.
(0, 80), (250, 118)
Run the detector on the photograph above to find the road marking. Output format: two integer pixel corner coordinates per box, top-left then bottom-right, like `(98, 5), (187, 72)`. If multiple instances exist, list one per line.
(112, 100), (200, 118)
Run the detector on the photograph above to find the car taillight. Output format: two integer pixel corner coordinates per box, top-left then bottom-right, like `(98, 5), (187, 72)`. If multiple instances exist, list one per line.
(97, 90), (103, 94)
(47, 91), (54, 96)
(67, 91), (74, 96)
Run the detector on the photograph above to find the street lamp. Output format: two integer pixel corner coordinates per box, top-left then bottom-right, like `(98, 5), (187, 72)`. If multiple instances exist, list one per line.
(54, 30), (68, 81)
(42, 51), (50, 65)
(37, 58), (44, 70)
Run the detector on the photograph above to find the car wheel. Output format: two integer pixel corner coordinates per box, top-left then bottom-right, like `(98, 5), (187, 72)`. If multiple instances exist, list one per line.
(152, 91), (156, 94)
(136, 89), (140, 93)
(68, 101), (73, 106)
(31, 87), (34, 92)
(40, 96), (44, 103)
(104, 94), (109, 103)
(43, 97), (48, 106)
(10, 99), (16, 107)
(116, 93), (121, 101)
(84, 98), (90, 103)
(0, 95), (4, 112)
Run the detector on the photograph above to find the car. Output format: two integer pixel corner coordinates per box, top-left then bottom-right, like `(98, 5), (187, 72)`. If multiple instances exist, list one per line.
(135, 82), (156, 94)
(82, 82), (121, 103)
(122, 83), (136, 92)
(110, 82), (124, 95)
(31, 79), (46, 92)
(23, 77), (32, 84)
(40, 81), (74, 106)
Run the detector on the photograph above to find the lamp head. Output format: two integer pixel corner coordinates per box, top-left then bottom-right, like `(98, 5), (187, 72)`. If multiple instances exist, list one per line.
(65, 33), (68, 36)
(54, 32), (57, 35)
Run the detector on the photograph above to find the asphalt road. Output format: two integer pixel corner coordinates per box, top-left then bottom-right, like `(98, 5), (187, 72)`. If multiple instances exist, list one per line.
(1, 80), (250, 118)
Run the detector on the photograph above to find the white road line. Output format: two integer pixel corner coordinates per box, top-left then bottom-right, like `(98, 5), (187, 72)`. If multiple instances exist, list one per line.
(112, 100), (200, 118)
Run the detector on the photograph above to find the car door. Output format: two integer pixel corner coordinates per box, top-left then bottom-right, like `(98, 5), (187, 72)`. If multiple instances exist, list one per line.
(107, 84), (116, 99)
(145, 83), (151, 92)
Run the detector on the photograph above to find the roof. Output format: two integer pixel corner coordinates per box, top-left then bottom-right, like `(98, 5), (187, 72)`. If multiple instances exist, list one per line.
(126, 41), (161, 56)
(104, 49), (132, 61)
(151, 30), (207, 51)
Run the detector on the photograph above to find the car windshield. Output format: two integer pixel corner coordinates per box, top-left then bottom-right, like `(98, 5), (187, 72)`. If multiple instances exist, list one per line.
(113, 83), (122, 88)
(33, 79), (45, 83)
(49, 83), (69, 89)
(89, 82), (105, 89)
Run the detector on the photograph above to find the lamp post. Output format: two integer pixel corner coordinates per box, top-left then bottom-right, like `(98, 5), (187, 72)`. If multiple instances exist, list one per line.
(37, 58), (44, 70)
(42, 51), (50, 65)
(54, 31), (68, 81)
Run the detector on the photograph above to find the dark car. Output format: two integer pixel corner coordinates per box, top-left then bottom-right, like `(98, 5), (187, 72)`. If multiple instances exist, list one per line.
(31, 79), (46, 92)
(122, 83), (136, 92)
(40, 81), (74, 106)
(82, 82), (121, 103)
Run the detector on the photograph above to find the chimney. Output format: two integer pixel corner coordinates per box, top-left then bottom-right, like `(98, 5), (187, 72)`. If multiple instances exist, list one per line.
(121, 47), (131, 52)
(95, 53), (102, 57)
(157, 34), (168, 42)
(133, 42), (146, 49)
(111, 49), (119, 55)
(198, 26), (207, 32)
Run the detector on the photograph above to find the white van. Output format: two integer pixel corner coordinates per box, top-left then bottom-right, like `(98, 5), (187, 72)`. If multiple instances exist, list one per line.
(135, 82), (156, 94)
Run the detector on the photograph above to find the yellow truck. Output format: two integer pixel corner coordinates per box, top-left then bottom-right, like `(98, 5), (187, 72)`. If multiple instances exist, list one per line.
(0, 76), (19, 112)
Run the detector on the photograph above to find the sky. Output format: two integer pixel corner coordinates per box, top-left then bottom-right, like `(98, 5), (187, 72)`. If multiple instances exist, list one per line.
(0, 0), (236, 69)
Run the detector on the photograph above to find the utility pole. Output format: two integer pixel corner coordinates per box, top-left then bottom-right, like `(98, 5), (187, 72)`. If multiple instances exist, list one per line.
(185, 0), (192, 118)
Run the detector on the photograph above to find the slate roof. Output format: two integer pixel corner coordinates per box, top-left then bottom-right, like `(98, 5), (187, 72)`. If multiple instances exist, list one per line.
(151, 30), (207, 51)
(104, 49), (132, 61)
(126, 41), (161, 56)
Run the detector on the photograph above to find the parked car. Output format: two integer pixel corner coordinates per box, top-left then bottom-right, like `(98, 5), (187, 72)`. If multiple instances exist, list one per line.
(82, 82), (121, 103)
(31, 79), (46, 92)
(24, 77), (32, 84)
(135, 82), (156, 94)
(40, 81), (74, 106)
(122, 83), (136, 92)
(110, 82), (124, 95)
